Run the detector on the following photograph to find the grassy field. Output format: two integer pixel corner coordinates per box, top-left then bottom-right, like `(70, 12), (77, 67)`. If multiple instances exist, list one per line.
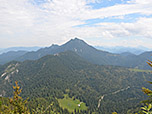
(129, 68), (151, 73)
(57, 94), (88, 112)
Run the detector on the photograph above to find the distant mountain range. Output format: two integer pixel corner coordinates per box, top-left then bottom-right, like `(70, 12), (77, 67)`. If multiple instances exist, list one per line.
(0, 38), (152, 69)
(1, 44), (150, 56)
(0, 51), (27, 65)
(0, 46), (41, 54)
(95, 46), (151, 55)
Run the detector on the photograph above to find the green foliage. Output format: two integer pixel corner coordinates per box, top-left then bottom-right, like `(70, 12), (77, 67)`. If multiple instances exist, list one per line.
(147, 60), (152, 68)
(32, 103), (56, 114)
(112, 112), (118, 114)
(0, 81), (30, 114)
(141, 104), (152, 114)
(141, 59), (152, 114)
(0, 81), (59, 114)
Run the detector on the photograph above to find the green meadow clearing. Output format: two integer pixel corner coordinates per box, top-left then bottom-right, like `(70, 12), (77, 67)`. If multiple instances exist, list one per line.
(57, 94), (88, 112)
(129, 68), (152, 73)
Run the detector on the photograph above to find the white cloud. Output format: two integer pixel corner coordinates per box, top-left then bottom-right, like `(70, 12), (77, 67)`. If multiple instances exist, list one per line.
(0, 0), (152, 48)
(88, 17), (152, 41)
(121, 17), (152, 38)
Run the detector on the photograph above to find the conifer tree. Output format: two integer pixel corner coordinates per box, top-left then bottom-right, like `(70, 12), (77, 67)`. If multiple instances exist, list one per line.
(0, 81), (30, 114)
(142, 60), (152, 103)
(141, 59), (152, 113)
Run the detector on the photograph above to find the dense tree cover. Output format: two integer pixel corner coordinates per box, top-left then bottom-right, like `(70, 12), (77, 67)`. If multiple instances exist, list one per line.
(0, 51), (152, 113)
(0, 81), (62, 114)
(140, 59), (152, 114)
(0, 81), (30, 114)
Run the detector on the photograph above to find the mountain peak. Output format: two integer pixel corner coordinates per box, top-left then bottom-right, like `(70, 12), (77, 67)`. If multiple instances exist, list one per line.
(70, 37), (83, 42)
(73, 37), (81, 41)
(66, 38), (87, 45)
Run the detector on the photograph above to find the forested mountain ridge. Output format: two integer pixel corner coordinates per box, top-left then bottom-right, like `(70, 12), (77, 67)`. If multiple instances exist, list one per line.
(0, 38), (152, 70)
(0, 51), (152, 113)
(16, 38), (116, 65)
(10, 38), (152, 69)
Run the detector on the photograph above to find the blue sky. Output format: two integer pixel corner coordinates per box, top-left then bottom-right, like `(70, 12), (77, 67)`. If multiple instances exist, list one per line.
(0, 0), (152, 48)
(87, 0), (130, 9)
